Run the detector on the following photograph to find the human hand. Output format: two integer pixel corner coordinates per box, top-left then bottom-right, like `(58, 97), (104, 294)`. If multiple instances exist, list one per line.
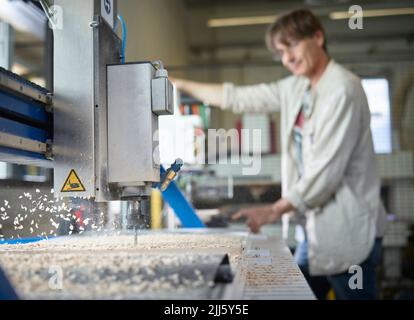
(232, 205), (280, 234)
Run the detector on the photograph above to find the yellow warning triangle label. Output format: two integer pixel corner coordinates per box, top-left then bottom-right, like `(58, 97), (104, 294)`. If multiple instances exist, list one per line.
(61, 169), (86, 192)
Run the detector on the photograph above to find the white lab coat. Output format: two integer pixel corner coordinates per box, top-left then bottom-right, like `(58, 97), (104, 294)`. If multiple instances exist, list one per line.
(221, 60), (387, 275)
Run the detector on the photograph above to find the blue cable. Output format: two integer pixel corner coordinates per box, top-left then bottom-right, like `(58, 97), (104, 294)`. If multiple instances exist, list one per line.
(117, 15), (127, 64)
(155, 166), (205, 228)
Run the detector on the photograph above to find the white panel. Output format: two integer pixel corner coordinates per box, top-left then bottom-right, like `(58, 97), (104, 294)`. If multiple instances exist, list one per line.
(361, 78), (392, 154)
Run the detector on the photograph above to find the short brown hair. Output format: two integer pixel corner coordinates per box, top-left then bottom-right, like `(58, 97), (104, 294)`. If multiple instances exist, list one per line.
(265, 9), (328, 54)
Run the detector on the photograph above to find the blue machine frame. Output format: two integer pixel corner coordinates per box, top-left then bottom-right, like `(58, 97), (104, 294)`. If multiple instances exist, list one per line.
(0, 267), (18, 300)
(0, 67), (53, 167)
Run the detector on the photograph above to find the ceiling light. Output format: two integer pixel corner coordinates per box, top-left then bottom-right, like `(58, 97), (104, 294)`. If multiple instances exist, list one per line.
(330, 7), (414, 19)
(207, 15), (277, 28)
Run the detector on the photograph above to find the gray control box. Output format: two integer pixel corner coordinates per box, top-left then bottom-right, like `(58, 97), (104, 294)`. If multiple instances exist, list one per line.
(107, 62), (161, 189)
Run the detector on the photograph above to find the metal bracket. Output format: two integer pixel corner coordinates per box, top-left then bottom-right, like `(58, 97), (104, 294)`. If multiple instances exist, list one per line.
(45, 93), (53, 112)
(0, 132), (47, 155)
(0, 67), (51, 105)
(45, 139), (53, 160)
(90, 15), (101, 28)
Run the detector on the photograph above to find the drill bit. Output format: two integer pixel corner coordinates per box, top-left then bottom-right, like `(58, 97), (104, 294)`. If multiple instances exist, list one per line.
(126, 200), (141, 246)
(134, 201), (141, 246)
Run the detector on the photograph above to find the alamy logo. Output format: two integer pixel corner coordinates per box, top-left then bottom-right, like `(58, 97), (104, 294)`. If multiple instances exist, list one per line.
(348, 5), (363, 30)
(348, 265), (363, 290)
(154, 128), (263, 176)
(49, 265), (64, 290)
(104, 0), (112, 15)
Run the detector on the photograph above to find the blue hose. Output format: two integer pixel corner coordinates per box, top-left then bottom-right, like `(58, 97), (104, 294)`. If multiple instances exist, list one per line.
(117, 15), (127, 63)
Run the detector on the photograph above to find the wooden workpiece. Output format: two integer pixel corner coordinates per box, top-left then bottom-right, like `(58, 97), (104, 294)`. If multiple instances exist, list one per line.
(0, 230), (314, 300)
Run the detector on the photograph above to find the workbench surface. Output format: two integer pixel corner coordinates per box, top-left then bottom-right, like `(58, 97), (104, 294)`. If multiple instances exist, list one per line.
(0, 229), (315, 300)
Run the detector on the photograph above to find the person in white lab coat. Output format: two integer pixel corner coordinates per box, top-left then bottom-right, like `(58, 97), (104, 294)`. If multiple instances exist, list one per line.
(172, 9), (387, 299)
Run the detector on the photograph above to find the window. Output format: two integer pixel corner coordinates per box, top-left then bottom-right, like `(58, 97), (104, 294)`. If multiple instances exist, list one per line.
(361, 78), (392, 154)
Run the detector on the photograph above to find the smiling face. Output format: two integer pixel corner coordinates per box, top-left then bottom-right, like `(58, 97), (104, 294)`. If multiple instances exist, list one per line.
(273, 31), (325, 78)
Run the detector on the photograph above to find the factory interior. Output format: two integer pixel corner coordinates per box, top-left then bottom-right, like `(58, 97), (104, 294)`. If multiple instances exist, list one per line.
(0, 0), (414, 302)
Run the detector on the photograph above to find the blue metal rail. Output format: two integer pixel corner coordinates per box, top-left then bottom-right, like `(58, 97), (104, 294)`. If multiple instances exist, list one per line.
(0, 67), (52, 167)
(0, 90), (50, 125)
(0, 267), (18, 300)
